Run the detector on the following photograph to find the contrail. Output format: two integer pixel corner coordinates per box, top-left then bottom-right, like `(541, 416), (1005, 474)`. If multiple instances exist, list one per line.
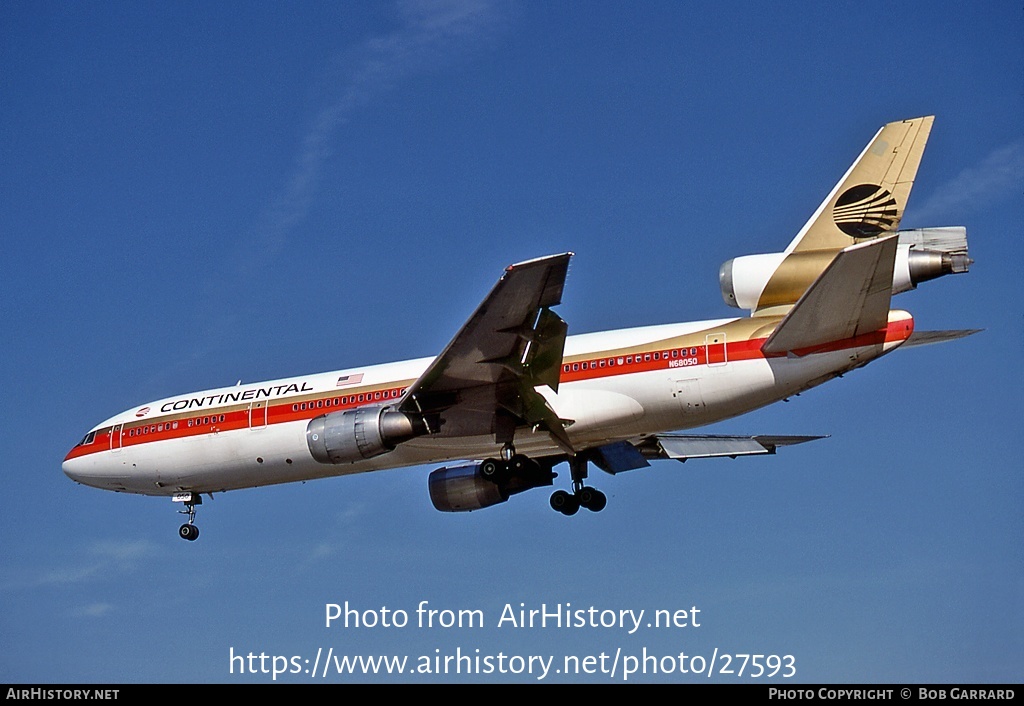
(254, 0), (511, 262)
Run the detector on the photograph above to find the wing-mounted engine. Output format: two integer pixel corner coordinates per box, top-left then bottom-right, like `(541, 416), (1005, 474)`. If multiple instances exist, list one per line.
(720, 226), (971, 313)
(428, 457), (555, 512)
(306, 405), (427, 465)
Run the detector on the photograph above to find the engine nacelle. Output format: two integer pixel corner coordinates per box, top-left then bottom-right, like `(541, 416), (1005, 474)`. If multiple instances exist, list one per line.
(428, 464), (507, 512)
(306, 405), (426, 465)
(720, 227), (971, 310)
(428, 459), (555, 512)
(892, 227), (973, 294)
(719, 251), (788, 310)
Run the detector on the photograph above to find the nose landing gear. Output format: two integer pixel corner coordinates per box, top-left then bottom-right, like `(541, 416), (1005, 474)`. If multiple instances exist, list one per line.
(173, 492), (202, 541)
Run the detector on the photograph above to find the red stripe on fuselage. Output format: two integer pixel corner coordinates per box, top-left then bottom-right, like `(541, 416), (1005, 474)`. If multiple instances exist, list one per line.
(65, 317), (913, 462)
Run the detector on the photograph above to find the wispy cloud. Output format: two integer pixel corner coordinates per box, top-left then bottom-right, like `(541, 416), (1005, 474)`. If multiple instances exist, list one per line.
(181, 0), (513, 363)
(0, 540), (158, 592)
(252, 0), (512, 265)
(334, 500), (374, 526)
(73, 603), (116, 618)
(913, 139), (1024, 222)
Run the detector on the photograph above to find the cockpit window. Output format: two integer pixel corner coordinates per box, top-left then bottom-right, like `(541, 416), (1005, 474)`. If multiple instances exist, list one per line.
(79, 431), (96, 446)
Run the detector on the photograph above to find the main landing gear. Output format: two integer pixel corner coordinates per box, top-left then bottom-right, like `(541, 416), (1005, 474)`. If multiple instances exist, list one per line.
(549, 455), (606, 516)
(479, 443), (546, 487)
(175, 492), (201, 541)
(482, 443), (607, 517)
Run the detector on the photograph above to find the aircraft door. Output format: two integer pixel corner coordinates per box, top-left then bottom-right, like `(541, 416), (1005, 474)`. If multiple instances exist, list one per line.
(706, 333), (727, 367)
(109, 423), (123, 452)
(248, 401), (268, 429)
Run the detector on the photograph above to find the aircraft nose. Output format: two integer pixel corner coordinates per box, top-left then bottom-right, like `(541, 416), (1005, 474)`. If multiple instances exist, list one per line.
(62, 455), (90, 485)
(63, 444), (116, 490)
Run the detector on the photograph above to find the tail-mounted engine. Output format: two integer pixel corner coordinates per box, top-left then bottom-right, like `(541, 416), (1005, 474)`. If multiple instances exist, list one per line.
(428, 456), (555, 512)
(720, 226), (972, 312)
(306, 405), (427, 465)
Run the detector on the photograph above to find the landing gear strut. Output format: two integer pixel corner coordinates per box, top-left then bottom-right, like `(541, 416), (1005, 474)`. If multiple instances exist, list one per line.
(550, 456), (606, 516)
(175, 492), (201, 541)
(480, 443), (535, 486)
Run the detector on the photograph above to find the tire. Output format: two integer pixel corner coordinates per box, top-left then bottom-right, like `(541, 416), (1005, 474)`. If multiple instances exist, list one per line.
(550, 490), (579, 516)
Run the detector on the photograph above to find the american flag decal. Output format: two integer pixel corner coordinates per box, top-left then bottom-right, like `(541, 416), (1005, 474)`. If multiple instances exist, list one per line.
(336, 373), (364, 387)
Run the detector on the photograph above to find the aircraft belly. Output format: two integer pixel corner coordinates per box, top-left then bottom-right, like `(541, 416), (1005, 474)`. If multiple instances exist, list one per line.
(662, 343), (892, 426)
(539, 386), (645, 436)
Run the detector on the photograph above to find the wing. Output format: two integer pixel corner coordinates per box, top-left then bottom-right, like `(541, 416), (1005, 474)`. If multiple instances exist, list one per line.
(588, 435), (828, 474)
(397, 253), (575, 453)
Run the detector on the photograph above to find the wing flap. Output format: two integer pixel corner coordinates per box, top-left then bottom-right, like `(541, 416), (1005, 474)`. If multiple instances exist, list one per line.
(640, 434), (827, 461)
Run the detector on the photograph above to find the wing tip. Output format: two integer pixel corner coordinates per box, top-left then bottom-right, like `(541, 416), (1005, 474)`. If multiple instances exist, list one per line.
(507, 252), (573, 272)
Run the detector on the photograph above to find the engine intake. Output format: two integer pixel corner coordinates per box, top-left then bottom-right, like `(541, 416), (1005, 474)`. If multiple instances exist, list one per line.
(306, 405), (426, 465)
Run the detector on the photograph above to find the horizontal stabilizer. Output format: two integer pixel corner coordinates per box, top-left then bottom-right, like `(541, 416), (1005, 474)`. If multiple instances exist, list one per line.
(762, 235), (898, 355)
(904, 329), (982, 348)
(635, 434), (826, 462)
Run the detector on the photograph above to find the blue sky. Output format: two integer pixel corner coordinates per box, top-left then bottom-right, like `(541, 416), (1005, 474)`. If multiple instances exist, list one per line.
(1, 0), (1021, 684)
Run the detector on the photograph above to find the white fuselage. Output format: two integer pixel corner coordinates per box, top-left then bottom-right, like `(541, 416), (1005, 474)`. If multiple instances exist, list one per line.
(63, 313), (912, 497)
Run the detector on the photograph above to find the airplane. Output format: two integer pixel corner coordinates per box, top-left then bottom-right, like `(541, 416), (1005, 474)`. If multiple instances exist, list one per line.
(64, 116), (976, 541)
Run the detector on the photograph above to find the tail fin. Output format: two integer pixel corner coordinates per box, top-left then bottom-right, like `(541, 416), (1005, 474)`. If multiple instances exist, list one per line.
(785, 116), (933, 254)
(722, 117), (937, 316)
